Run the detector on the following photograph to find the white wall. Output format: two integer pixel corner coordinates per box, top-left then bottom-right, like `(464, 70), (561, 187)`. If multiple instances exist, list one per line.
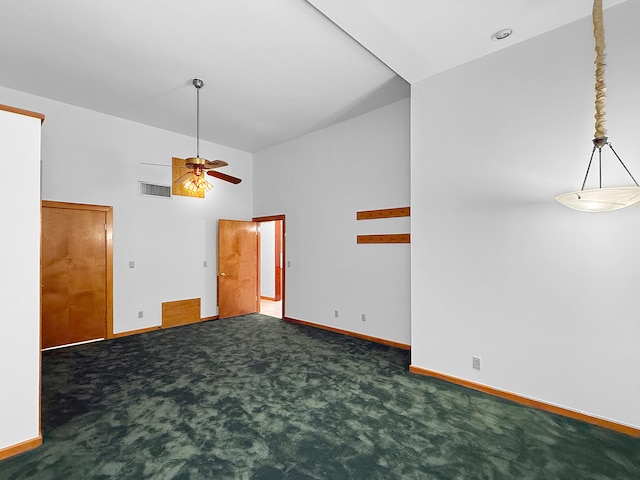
(254, 99), (411, 344)
(411, 1), (640, 428)
(0, 86), (253, 334)
(0, 109), (41, 450)
(260, 221), (276, 298)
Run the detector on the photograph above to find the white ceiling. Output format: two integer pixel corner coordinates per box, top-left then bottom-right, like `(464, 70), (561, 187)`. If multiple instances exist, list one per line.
(0, 0), (629, 152)
(307, 0), (629, 83)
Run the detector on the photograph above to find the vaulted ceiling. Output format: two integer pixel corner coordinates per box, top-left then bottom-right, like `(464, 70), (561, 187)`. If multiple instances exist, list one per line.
(0, 0), (628, 152)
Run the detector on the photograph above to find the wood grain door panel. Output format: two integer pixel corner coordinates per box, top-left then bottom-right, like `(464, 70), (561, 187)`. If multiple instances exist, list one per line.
(218, 219), (259, 319)
(42, 206), (107, 348)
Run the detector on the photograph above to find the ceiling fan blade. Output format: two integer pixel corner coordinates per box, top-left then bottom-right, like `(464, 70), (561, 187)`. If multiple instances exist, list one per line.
(207, 170), (242, 184)
(203, 159), (229, 170)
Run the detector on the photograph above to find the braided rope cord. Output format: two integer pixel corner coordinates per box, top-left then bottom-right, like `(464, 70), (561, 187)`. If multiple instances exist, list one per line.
(593, 0), (607, 139)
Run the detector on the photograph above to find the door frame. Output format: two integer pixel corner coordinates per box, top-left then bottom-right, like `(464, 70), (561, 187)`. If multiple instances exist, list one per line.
(253, 214), (286, 319)
(41, 201), (114, 340)
(274, 220), (283, 301)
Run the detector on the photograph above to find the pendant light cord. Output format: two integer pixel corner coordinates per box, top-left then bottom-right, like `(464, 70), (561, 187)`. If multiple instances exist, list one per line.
(593, 0), (607, 139)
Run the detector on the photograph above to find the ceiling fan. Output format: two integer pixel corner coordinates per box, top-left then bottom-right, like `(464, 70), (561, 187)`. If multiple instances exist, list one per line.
(143, 78), (241, 195)
(178, 78), (242, 192)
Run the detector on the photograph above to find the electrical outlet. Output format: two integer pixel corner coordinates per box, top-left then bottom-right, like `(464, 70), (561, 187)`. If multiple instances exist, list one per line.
(473, 356), (481, 370)
(361, 313), (366, 322)
(334, 310), (339, 318)
(138, 311), (144, 319)
(129, 261), (135, 268)
(287, 261), (291, 268)
(203, 261), (207, 267)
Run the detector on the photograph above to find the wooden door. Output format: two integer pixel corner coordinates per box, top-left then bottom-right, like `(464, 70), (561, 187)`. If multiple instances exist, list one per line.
(217, 219), (259, 319)
(41, 203), (109, 348)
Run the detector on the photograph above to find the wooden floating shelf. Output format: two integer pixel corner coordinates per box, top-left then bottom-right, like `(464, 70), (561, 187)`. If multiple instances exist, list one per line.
(356, 207), (410, 220)
(357, 234), (410, 244)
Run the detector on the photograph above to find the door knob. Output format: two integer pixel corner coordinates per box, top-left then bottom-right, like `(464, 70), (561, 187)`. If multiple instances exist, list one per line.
(218, 272), (227, 277)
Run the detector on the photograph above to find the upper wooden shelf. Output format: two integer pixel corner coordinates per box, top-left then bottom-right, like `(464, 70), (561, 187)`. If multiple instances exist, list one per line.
(0, 103), (45, 123)
(356, 207), (410, 220)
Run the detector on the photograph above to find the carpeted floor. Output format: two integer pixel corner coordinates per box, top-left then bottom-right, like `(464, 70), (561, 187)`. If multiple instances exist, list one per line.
(1, 314), (639, 479)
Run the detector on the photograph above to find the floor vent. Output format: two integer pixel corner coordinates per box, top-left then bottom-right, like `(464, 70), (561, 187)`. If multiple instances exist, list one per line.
(139, 181), (171, 198)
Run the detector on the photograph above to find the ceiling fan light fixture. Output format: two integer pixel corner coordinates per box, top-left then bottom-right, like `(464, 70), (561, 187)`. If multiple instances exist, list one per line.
(183, 175), (213, 193)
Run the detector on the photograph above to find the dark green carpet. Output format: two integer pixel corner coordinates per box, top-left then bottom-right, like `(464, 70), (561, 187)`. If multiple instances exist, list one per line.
(1, 314), (638, 479)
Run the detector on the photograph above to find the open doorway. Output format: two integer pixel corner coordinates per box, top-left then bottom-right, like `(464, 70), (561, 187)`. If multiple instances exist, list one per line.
(253, 215), (285, 319)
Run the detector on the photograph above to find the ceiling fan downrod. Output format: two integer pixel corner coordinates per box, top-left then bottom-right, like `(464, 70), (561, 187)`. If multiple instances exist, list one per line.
(193, 78), (204, 160)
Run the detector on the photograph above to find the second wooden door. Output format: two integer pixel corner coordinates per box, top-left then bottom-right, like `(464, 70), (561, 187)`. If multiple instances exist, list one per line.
(217, 219), (259, 319)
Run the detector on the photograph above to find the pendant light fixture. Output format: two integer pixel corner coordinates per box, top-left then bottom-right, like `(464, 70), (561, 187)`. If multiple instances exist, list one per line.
(183, 78), (214, 193)
(554, 0), (640, 212)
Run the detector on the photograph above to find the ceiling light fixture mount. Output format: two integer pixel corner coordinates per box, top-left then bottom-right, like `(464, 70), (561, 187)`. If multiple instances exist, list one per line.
(554, 0), (640, 212)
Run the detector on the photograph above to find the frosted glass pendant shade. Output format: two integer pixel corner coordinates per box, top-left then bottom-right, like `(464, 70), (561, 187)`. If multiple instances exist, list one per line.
(554, 186), (640, 212)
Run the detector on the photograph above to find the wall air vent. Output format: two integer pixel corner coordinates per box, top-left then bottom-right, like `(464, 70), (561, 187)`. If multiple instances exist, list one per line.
(138, 181), (171, 198)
